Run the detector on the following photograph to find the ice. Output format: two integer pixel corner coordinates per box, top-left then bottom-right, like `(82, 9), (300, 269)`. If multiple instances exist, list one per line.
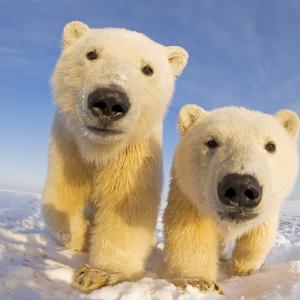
(0, 190), (299, 299)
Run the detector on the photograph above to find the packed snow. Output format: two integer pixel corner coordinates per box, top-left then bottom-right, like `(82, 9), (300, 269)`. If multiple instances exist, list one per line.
(0, 189), (300, 300)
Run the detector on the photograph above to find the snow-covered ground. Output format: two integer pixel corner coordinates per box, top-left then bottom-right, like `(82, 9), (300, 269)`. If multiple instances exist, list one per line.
(0, 189), (300, 300)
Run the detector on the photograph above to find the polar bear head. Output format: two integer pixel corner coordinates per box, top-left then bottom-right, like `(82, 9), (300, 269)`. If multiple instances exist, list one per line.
(174, 104), (299, 224)
(52, 21), (188, 160)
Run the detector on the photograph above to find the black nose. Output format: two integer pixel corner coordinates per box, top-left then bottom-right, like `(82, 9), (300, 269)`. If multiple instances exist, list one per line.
(218, 174), (262, 208)
(88, 88), (130, 121)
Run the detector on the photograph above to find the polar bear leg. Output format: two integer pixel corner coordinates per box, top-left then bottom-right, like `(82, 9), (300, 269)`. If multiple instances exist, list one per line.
(231, 214), (278, 276)
(72, 142), (161, 293)
(164, 216), (220, 292)
(42, 121), (92, 251)
(73, 196), (158, 292)
(163, 181), (221, 293)
(43, 197), (90, 251)
(219, 241), (229, 261)
(73, 211), (155, 292)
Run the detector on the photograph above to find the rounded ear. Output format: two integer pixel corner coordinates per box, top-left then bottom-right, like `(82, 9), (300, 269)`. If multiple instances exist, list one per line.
(178, 104), (207, 134)
(275, 109), (300, 139)
(62, 21), (89, 48)
(166, 46), (189, 76)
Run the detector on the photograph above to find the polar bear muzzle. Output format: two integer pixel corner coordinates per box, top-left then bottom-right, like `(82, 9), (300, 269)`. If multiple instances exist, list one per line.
(217, 173), (262, 221)
(87, 87), (130, 122)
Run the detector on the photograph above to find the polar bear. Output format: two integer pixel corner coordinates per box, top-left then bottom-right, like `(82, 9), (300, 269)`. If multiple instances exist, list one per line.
(163, 104), (299, 293)
(42, 21), (188, 293)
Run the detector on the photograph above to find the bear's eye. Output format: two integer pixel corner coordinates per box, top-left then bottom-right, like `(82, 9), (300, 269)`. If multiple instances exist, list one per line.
(142, 65), (154, 76)
(265, 141), (276, 153)
(206, 139), (219, 149)
(86, 50), (98, 60)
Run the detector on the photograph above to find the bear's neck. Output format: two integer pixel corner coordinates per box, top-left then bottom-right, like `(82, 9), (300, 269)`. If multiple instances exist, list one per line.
(77, 138), (129, 164)
(55, 112), (162, 166)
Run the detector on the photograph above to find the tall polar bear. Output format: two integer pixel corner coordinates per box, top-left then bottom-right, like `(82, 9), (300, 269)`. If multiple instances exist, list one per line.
(42, 21), (188, 293)
(164, 105), (299, 293)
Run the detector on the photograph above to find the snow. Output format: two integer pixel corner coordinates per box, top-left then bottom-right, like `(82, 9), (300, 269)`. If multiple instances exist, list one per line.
(0, 189), (300, 300)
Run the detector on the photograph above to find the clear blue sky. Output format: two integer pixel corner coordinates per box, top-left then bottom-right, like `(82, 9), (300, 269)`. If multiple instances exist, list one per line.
(0, 0), (300, 199)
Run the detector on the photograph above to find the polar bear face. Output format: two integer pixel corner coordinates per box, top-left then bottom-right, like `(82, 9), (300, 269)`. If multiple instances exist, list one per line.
(174, 105), (299, 225)
(52, 21), (188, 159)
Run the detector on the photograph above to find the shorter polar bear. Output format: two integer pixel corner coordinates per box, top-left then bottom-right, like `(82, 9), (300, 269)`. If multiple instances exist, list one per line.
(42, 21), (188, 293)
(164, 105), (299, 293)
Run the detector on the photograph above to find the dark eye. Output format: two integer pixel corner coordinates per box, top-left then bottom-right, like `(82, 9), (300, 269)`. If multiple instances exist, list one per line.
(206, 139), (219, 149)
(142, 65), (154, 76)
(265, 141), (276, 153)
(86, 50), (98, 60)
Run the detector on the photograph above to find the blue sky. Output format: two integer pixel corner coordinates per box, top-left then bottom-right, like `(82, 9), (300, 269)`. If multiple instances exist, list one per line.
(0, 0), (300, 199)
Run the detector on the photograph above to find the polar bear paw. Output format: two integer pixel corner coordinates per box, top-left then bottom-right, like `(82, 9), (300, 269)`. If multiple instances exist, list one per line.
(172, 277), (224, 294)
(72, 265), (127, 293)
(231, 259), (259, 277)
(233, 268), (256, 277)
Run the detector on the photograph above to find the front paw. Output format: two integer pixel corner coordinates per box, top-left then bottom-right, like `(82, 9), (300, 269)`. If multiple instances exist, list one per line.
(231, 259), (259, 277)
(233, 268), (256, 276)
(172, 277), (224, 295)
(73, 265), (127, 293)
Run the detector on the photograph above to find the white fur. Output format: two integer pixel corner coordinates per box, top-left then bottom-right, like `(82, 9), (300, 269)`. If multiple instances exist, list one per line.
(52, 21), (188, 162)
(175, 105), (299, 242)
(43, 21), (188, 293)
(163, 105), (299, 293)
